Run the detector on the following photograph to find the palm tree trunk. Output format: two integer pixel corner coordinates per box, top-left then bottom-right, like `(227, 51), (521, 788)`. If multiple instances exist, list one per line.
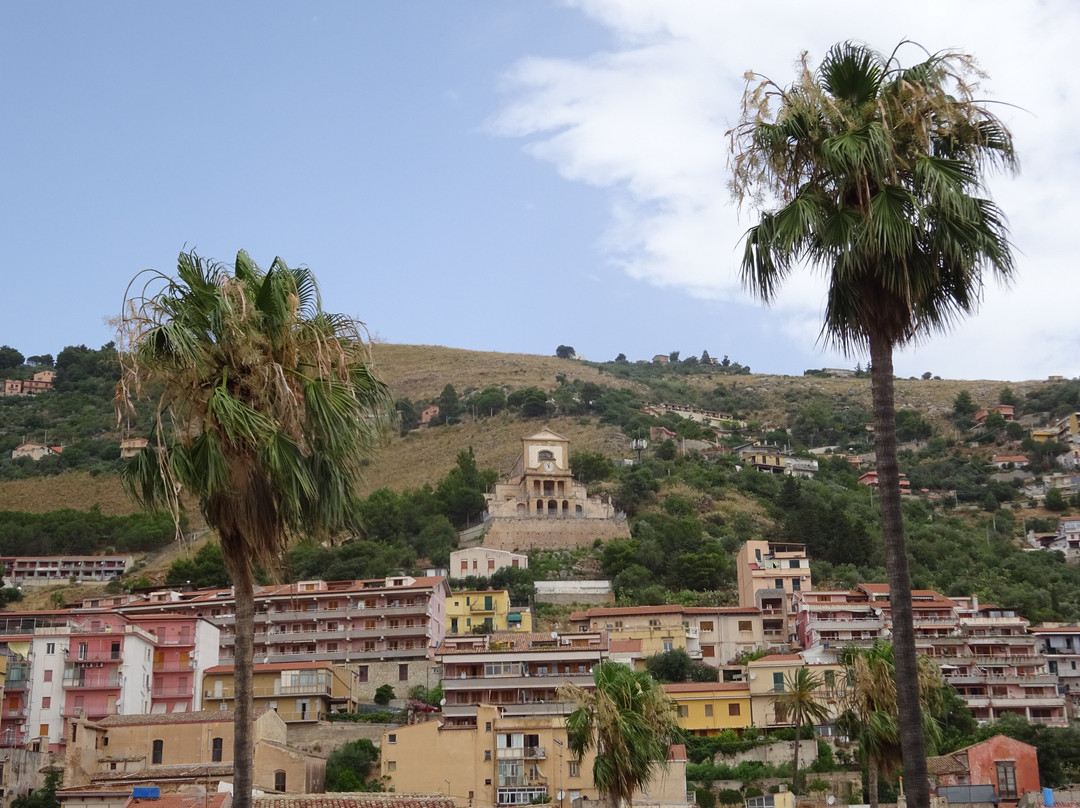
(868, 336), (929, 808)
(232, 561), (255, 808)
(792, 723), (801, 795)
(868, 761), (879, 808)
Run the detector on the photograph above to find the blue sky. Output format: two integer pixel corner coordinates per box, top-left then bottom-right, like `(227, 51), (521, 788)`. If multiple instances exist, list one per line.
(3, 2), (1078, 380)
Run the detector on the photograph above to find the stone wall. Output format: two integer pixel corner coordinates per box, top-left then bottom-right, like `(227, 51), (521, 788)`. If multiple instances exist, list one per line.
(345, 660), (443, 703)
(483, 517), (631, 552)
(286, 721), (392, 755)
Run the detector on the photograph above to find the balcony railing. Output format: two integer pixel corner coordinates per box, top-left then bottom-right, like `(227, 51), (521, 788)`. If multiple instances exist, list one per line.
(524, 746), (546, 759)
(152, 660), (196, 672)
(67, 651), (122, 663)
(62, 705), (119, 719)
(152, 686), (194, 698)
(204, 683), (332, 700)
(62, 676), (122, 689)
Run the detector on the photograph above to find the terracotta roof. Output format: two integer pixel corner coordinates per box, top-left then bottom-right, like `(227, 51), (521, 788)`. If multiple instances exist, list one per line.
(570, 605), (685, 619)
(663, 682), (748, 694)
(926, 753), (969, 776)
(668, 744), (687, 762)
(749, 654), (803, 664)
(92, 764), (234, 781)
(133, 795), (231, 808)
(253, 796), (455, 808)
(96, 707), (272, 727)
(1029, 625), (1080, 634)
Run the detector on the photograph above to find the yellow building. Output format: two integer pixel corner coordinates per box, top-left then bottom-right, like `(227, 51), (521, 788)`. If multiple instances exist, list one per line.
(746, 655), (845, 729)
(663, 682), (752, 736)
(1031, 428), (1058, 442)
(381, 704), (690, 808)
(64, 708), (324, 794)
(736, 541), (811, 647)
(568, 606), (698, 665)
(201, 661), (354, 722)
(446, 590), (533, 635)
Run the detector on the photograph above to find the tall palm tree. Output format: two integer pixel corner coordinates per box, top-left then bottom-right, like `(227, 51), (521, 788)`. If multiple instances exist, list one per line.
(729, 41), (1017, 808)
(771, 667), (831, 793)
(116, 250), (393, 808)
(838, 641), (945, 808)
(560, 661), (680, 808)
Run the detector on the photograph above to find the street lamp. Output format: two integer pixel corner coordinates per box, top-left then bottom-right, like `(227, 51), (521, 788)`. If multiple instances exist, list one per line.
(631, 437), (649, 463)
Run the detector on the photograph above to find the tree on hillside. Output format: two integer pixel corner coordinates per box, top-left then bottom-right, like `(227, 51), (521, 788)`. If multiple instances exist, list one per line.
(0, 345), (24, 370)
(772, 668), (830, 792)
(730, 41), (1017, 808)
(562, 661), (680, 808)
(325, 738), (381, 792)
(116, 249), (393, 808)
(556, 345), (576, 359)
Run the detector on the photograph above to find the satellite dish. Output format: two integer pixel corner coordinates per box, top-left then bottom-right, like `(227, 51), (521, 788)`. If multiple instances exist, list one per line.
(558, 793), (565, 801)
(749, 674), (757, 680)
(440, 698), (446, 706)
(827, 797), (836, 805)
(551, 632), (559, 639)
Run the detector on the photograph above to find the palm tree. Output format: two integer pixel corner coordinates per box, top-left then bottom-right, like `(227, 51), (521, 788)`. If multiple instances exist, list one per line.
(116, 250), (393, 808)
(560, 661), (680, 808)
(771, 667), (831, 793)
(838, 641), (945, 808)
(729, 41), (1017, 808)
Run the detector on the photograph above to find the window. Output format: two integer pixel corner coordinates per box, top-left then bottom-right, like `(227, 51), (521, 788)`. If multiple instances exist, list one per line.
(46, 643), (55, 654)
(728, 703), (741, 716)
(399, 664), (409, 681)
(111, 642), (121, 659)
(485, 750), (492, 761)
(663, 641), (674, 653)
(774, 579), (784, 589)
(648, 619), (661, 628)
(824, 670), (835, 689)
(78, 642), (88, 660)
(485, 722), (492, 732)
(738, 620), (752, 632)
(704, 704), (714, 717)
(41, 697), (50, 709)
(702, 646), (715, 658)
(568, 762), (580, 778)
(275, 771), (287, 791)
(677, 705), (689, 718)
(212, 737), (223, 762)
(386, 761), (397, 772)
(700, 621), (714, 632)
(43, 670), (53, 683)
(39, 724), (49, 739)
(388, 734), (397, 744)
(152, 740), (163, 764)
(773, 672), (784, 692)
(792, 578), (801, 591)
(789, 559), (801, 569)
(357, 666), (369, 683)
(995, 762), (1017, 799)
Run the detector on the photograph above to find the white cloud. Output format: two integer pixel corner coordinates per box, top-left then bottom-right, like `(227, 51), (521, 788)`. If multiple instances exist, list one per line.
(492, 0), (1080, 380)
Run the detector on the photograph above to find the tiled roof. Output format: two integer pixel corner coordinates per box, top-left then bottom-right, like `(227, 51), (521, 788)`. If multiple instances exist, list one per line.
(926, 754), (968, 776)
(92, 764), (234, 781)
(253, 796), (455, 808)
(749, 654), (803, 664)
(569, 605), (685, 620)
(437, 631), (606, 655)
(668, 744), (687, 761)
(663, 682), (749, 694)
(133, 794), (231, 808)
(96, 707), (272, 727)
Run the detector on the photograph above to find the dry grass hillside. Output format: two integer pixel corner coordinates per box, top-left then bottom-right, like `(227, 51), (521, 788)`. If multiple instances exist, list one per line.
(0, 343), (1060, 517)
(368, 343), (643, 402)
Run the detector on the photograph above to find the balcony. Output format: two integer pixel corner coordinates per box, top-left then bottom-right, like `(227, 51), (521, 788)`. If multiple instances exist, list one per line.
(67, 651), (122, 663)
(62, 705), (119, 719)
(62, 675), (122, 689)
(152, 685), (195, 699)
(152, 660), (196, 672)
(524, 746), (546, 759)
(808, 618), (884, 631)
(443, 674), (594, 692)
(3, 707), (28, 719)
(204, 683), (332, 700)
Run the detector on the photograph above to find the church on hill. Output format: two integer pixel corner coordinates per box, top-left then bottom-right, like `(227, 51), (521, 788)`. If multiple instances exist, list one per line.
(479, 428), (631, 551)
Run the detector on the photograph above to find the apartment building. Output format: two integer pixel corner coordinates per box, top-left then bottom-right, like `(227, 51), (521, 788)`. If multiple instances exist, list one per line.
(436, 631), (607, 728)
(736, 541), (810, 646)
(746, 655), (846, 729)
(450, 548), (528, 578)
(663, 682), (752, 736)
(446, 590), (532, 635)
(0, 556), (130, 586)
(115, 576), (449, 697)
(381, 703), (690, 808)
(201, 661), (354, 722)
(568, 606), (700, 663)
(792, 590), (885, 651)
(0, 610), (219, 753)
(1028, 623), (1080, 697)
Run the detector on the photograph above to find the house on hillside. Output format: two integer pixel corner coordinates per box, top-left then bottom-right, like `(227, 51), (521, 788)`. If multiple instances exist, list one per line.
(974, 405), (1015, 424)
(418, 404), (439, 427)
(991, 455), (1028, 470)
(120, 437), (149, 457)
(11, 442), (62, 460)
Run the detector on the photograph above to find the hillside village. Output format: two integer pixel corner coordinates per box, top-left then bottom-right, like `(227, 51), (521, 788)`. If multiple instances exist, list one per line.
(0, 345), (1080, 808)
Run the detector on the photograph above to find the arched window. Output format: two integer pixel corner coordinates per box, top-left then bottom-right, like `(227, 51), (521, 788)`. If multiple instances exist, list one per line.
(538, 450), (554, 461)
(152, 739), (163, 764)
(211, 737), (223, 762)
(275, 771), (287, 792)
